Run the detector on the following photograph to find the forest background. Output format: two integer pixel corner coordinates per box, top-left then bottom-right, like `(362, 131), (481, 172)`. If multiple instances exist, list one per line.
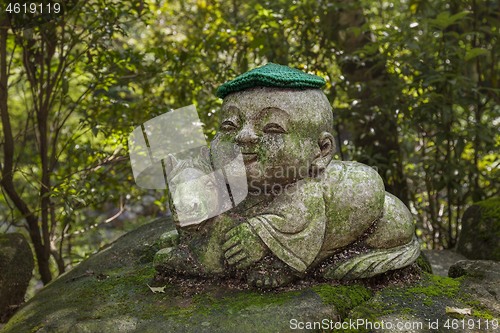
(0, 0), (499, 296)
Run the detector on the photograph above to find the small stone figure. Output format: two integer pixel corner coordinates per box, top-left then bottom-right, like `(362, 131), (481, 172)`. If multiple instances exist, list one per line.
(154, 63), (420, 288)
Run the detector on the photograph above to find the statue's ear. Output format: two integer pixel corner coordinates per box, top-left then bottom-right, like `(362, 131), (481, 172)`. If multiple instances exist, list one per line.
(312, 132), (335, 172)
(165, 154), (179, 175)
(200, 146), (210, 161)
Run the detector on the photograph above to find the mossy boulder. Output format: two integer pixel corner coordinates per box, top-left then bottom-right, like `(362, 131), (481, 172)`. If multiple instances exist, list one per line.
(0, 233), (34, 323)
(457, 197), (500, 261)
(6, 216), (499, 332)
(5, 217), (362, 333)
(349, 260), (500, 332)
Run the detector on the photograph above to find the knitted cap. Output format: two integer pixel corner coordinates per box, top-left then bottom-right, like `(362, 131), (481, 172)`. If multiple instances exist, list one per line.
(216, 63), (326, 99)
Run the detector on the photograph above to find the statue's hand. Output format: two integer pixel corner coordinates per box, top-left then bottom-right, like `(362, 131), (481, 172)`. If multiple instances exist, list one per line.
(222, 222), (267, 269)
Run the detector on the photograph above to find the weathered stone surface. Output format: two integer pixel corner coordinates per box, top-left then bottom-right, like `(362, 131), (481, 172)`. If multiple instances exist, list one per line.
(0, 233), (34, 323)
(5, 219), (499, 333)
(457, 197), (500, 261)
(365, 192), (415, 249)
(449, 260), (500, 317)
(422, 249), (467, 277)
(323, 235), (420, 280)
(349, 260), (500, 332)
(3, 217), (355, 333)
(3, 217), (173, 332)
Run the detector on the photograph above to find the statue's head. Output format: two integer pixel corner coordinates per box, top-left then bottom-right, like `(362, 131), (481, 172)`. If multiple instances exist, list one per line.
(211, 63), (335, 193)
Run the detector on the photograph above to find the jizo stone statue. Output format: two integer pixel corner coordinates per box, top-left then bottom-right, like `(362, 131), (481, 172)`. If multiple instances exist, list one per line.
(153, 63), (420, 288)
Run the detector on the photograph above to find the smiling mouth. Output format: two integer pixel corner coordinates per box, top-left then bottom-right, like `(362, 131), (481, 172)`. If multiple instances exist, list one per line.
(241, 153), (258, 163)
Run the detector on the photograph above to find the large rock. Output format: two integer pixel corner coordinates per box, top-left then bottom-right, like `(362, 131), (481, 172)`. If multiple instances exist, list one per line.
(457, 197), (500, 261)
(0, 233), (34, 323)
(3, 217), (367, 333)
(449, 260), (500, 317)
(350, 260), (500, 332)
(5, 217), (499, 332)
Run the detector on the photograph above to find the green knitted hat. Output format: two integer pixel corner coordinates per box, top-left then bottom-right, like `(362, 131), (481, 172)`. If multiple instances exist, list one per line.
(216, 63), (326, 99)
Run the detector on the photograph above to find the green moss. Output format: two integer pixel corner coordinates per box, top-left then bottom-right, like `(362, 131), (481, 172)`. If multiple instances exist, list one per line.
(423, 298), (433, 306)
(313, 284), (371, 318)
(473, 310), (499, 320)
(416, 254), (433, 274)
(406, 275), (462, 298)
(152, 286), (307, 322)
(140, 241), (161, 263)
(476, 197), (500, 220)
(30, 324), (43, 333)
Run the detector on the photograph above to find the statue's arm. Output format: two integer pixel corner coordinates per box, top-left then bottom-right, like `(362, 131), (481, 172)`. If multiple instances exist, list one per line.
(222, 221), (269, 269)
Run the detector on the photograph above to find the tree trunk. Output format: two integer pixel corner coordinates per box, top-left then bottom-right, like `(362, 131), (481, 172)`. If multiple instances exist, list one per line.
(0, 15), (52, 284)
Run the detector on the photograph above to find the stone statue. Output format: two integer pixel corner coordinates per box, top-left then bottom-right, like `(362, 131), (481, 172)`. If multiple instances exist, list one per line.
(154, 63), (420, 288)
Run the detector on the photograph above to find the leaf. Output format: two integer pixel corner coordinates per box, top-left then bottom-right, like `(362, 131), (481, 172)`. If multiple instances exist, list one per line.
(250, 37), (266, 49)
(268, 21), (279, 29)
(446, 307), (472, 315)
(73, 197), (87, 206)
(349, 27), (362, 38)
(41, 190), (59, 198)
(448, 11), (470, 23)
(465, 48), (488, 61)
(147, 284), (166, 293)
(436, 12), (450, 21)
(434, 11), (469, 28)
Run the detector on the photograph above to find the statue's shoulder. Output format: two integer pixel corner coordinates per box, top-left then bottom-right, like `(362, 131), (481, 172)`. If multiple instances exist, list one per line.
(323, 160), (384, 192)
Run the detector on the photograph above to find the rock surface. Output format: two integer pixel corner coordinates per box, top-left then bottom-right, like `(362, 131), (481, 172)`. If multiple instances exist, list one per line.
(4, 218), (500, 332)
(2, 217), (348, 333)
(350, 260), (500, 332)
(457, 197), (500, 261)
(0, 233), (34, 323)
(421, 249), (467, 277)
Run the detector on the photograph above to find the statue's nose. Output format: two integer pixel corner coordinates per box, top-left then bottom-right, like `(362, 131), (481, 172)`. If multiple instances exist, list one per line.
(236, 127), (259, 146)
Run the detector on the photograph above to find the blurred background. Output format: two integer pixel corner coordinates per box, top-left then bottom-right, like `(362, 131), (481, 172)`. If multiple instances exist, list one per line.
(0, 0), (498, 297)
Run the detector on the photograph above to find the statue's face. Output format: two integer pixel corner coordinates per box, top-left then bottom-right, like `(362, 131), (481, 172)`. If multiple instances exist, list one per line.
(211, 87), (329, 193)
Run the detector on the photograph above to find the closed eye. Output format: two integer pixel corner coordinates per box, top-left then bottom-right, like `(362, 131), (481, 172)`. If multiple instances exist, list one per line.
(263, 123), (286, 134)
(221, 120), (238, 131)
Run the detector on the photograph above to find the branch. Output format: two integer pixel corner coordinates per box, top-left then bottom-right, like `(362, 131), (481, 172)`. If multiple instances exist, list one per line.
(52, 151), (128, 187)
(55, 195), (125, 242)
